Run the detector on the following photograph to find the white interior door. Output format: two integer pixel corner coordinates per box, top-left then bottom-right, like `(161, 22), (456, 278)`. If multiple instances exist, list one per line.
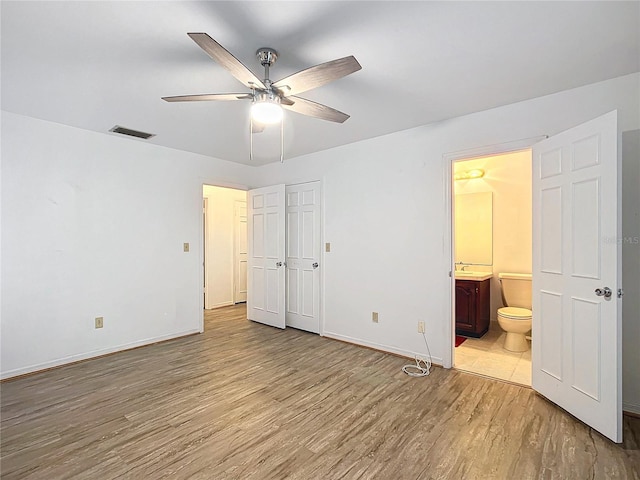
(285, 182), (321, 333)
(247, 185), (286, 328)
(532, 110), (621, 442)
(234, 200), (248, 303)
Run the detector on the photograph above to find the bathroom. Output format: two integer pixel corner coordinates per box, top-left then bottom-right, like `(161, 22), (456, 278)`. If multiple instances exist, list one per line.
(452, 149), (533, 386)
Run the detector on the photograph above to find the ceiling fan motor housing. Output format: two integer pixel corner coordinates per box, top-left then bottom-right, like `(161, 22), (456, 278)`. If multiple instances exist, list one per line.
(254, 91), (280, 105)
(256, 48), (278, 67)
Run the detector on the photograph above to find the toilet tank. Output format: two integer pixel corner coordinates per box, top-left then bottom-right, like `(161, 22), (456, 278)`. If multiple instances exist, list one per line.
(499, 273), (532, 309)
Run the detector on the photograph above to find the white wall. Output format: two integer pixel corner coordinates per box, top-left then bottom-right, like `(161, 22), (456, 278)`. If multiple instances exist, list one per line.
(622, 129), (640, 414)
(203, 185), (247, 309)
(0, 111), (255, 378)
(2, 73), (638, 414)
(254, 73), (640, 409)
(454, 151), (533, 321)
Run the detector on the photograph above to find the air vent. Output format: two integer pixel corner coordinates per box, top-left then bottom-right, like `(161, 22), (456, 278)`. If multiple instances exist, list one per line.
(109, 125), (155, 140)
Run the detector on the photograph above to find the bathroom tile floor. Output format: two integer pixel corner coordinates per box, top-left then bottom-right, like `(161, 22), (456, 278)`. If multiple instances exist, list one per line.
(455, 323), (531, 386)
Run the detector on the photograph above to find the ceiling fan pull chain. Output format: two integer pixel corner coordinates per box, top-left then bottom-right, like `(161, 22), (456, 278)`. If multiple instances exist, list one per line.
(250, 114), (254, 162)
(280, 116), (284, 163)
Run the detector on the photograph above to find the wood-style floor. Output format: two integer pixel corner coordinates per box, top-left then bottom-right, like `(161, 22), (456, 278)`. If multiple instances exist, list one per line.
(2, 305), (639, 479)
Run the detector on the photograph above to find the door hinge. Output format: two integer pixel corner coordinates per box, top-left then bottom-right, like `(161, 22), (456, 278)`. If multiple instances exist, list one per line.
(618, 288), (624, 298)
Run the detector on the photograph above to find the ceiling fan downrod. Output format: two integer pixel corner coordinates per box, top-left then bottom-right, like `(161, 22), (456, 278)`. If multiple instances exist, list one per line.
(256, 48), (278, 87)
(251, 48), (284, 163)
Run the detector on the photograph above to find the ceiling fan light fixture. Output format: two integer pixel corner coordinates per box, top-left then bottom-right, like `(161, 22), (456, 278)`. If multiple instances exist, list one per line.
(251, 93), (282, 124)
(454, 168), (485, 181)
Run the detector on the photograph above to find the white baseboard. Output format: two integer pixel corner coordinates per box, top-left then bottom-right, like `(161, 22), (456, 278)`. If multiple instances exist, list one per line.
(0, 329), (200, 380)
(207, 301), (234, 310)
(322, 331), (443, 366)
(623, 401), (640, 416)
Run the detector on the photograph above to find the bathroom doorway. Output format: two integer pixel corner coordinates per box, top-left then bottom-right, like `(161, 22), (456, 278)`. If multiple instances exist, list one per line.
(451, 149), (533, 385)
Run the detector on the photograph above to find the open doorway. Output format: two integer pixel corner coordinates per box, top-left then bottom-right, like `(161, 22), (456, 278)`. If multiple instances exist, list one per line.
(451, 150), (533, 385)
(203, 185), (248, 316)
(444, 114), (622, 442)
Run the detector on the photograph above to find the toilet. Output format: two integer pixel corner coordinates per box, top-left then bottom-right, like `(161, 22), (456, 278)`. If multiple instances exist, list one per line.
(497, 273), (532, 352)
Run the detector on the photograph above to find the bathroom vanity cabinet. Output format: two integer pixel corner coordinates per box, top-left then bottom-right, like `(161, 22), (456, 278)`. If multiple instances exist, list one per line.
(455, 278), (490, 337)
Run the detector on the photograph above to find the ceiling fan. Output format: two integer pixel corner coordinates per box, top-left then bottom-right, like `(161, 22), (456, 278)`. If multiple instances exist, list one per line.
(162, 33), (361, 157)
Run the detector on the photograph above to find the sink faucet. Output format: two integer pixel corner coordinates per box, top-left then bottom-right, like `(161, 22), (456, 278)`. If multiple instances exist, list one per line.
(455, 262), (469, 271)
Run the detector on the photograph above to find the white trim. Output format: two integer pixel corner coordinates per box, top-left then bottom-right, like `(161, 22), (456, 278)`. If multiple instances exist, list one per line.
(320, 178), (326, 336)
(317, 179), (324, 337)
(443, 136), (547, 163)
(442, 136), (545, 370)
(442, 153), (454, 368)
(0, 329), (200, 380)
(203, 197), (209, 311)
(322, 331), (443, 366)
(207, 301), (235, 309)
(199, 188), (206, 332)
(233, 199), (248, 304)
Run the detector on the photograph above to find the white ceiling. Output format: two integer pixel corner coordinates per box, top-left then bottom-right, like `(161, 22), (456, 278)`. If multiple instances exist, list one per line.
(2, 1), (638, 166)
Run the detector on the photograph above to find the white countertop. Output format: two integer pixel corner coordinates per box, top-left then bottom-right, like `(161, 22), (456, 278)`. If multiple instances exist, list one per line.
(454, 271), (493, 281)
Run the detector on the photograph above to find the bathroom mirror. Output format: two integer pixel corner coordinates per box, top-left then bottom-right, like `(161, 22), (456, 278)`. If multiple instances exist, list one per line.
(455, 192), (493, 266)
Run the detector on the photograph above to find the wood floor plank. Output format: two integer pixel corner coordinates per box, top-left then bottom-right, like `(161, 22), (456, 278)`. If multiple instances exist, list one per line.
(1, 304), (639, 479)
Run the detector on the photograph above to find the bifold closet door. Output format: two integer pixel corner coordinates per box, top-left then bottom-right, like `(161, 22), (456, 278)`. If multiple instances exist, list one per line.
(285, 182), (321, 333)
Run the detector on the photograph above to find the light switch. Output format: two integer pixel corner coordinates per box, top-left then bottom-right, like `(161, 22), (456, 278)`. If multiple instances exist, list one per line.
(183, 242), (190, 252)
(325, 242), (331, 252)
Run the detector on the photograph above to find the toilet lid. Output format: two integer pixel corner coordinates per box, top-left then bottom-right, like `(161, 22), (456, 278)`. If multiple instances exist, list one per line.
(498, 307), (532, 319)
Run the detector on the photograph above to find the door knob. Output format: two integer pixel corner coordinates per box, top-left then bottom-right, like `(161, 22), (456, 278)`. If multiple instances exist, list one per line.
(276, 261), (284, 267)
(595, 287), (612, 298)
(312, 262), (319, 269)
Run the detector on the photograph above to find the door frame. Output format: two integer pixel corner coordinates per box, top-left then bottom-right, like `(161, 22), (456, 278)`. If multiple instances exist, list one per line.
(442, 136), (547, 368)
(233, 199), (248, 304)
(199, 182), (250, 332)
(198, 180), (325, 335)
(203, 197), (209, 310)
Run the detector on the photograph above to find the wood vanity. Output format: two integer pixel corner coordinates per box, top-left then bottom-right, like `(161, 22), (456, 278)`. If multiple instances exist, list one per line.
(455, 274), (491, 338)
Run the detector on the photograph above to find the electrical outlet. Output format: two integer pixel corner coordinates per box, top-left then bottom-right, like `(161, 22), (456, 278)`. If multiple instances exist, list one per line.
(372, 312), (379, 323)
(95, 317), (104, 329)
(418, 321), (425, 333)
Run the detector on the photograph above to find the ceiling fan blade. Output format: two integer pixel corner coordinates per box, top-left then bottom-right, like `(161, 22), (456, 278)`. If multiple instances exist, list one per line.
(162, 93), (252, 102)
(272, 56), (361, 97)
(282, 96), (350, 123)
(279, 96), (295, 106)
(187, 33), (266, 90)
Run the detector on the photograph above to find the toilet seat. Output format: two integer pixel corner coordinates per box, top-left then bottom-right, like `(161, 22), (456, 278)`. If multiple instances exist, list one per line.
(498, 307), (532, 320)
